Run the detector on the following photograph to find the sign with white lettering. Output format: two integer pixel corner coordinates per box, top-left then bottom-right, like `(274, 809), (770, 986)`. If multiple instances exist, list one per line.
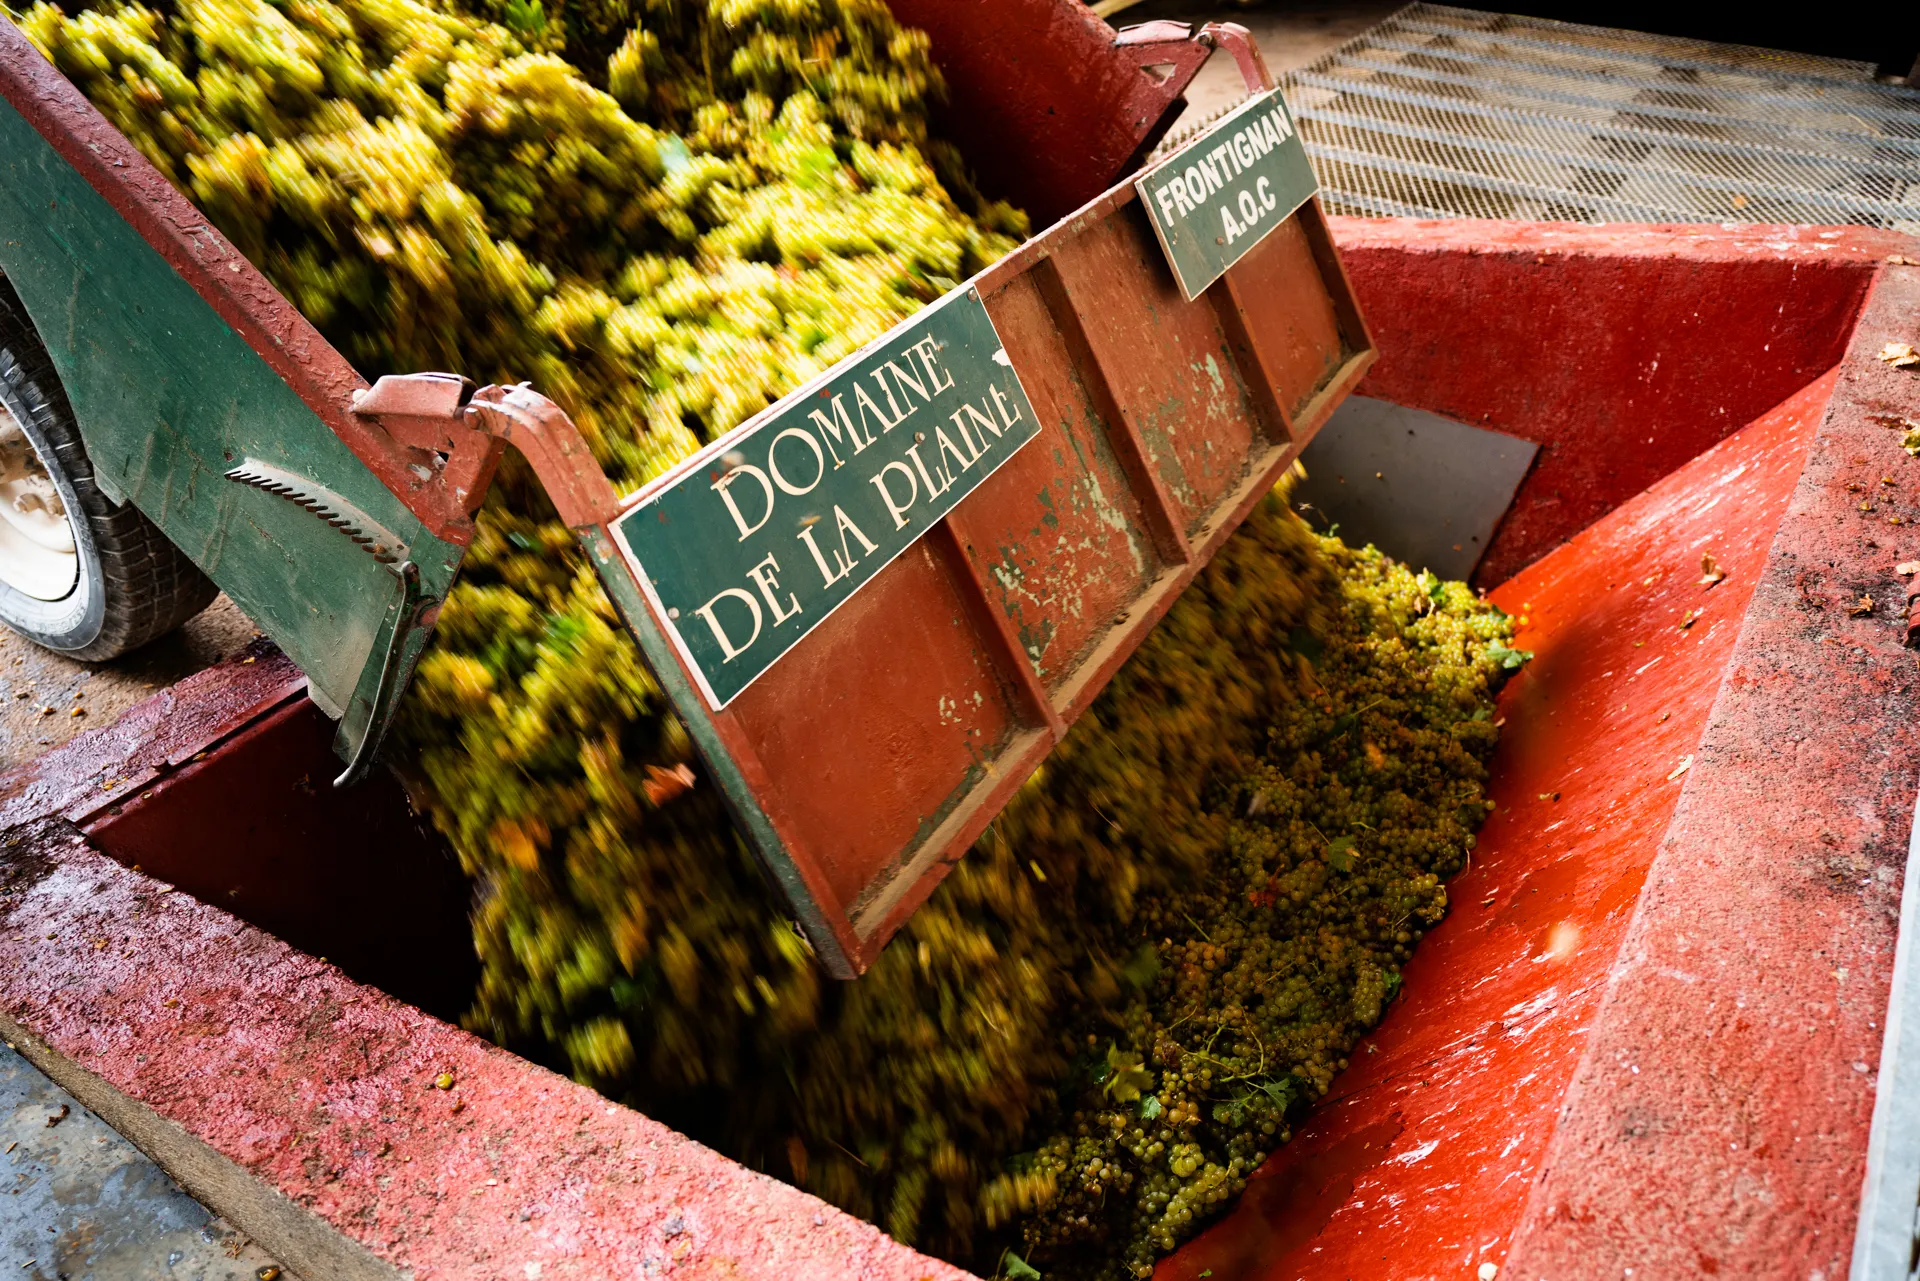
(611, 287), (1041, 709)
(1134, 88), (1319, 301)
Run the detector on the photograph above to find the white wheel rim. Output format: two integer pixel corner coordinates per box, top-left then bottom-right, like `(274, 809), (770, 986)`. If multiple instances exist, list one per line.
(0, 399), (78, 601)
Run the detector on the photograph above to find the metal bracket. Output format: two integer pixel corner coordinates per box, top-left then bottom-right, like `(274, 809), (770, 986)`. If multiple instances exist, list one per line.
(224, 459), (410, 565)
(1196, 21), (1274, 94)
(1107, 20), (1230, 179)
(221, 457), (432, 783)
(315, 374), (618, 785)
(353, 375), (620, 530)
(331, 559), (427, 788)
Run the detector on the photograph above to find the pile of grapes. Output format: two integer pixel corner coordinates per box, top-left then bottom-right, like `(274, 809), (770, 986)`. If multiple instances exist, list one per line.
(18, 0), (1520, 1273)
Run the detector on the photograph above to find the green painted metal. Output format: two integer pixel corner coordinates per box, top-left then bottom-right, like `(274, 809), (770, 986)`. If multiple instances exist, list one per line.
(0, 99), (462, 759)
(611, 287), (1041, 709)
(1135, 89), (1319, 301)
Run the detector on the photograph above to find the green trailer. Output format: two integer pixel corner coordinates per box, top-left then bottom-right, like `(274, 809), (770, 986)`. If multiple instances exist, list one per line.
(0, 12), (1372, 973)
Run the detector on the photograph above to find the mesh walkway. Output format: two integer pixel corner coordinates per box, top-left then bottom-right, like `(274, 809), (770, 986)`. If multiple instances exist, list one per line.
(1213, 4), (1920, 229)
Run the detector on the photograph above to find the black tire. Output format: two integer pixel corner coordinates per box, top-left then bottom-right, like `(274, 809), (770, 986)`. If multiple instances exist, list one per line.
(0, 276), (216, 660)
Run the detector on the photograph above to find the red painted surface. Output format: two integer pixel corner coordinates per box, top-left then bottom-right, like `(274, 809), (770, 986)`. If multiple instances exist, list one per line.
(0, 639), (303, 832)
(1158, 367), (1835, 1281)
(83, 698), (475, 1019)
(1501, 254), (1920, 1281)
(0, 831), (971, 1281)
(1328, 218), (1911, 587)
(0, 225), (1915, 1280)
(885, 0), (1207, 228)
(0, 640), (471, 1014)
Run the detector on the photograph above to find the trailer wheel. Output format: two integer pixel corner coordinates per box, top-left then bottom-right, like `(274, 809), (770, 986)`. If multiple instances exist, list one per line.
(0, 280), (217, 660)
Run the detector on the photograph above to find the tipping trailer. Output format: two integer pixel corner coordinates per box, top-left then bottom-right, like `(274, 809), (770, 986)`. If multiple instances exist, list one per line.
(3, 6), (1920, 1281)
(0, 10), (1368, 976)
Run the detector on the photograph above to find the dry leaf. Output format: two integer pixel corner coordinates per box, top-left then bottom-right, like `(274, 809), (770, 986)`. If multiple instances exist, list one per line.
(1879, 342), (1920, 369)
(1700, 552), (1725, 587)
(1889, 255), (1919, 266)
(643, 763), (697, 806)
(1667, 755), (1693, 781)
(1897, 561), (1920, 577)
(1851, 594), (1876, 617)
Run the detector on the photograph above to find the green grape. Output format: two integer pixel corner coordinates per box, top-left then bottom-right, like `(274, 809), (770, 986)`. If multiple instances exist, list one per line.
(23, 0), (1520, 1275)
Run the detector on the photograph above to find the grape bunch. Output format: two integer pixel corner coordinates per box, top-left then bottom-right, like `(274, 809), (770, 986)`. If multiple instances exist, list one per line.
(19, 0), (1522, 1274)
(981, 528), (1513, 1278)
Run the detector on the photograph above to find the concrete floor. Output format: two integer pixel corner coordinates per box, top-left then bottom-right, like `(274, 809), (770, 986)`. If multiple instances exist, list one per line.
(1, 1045), (295, 1281)
(0, 595), (258, 770)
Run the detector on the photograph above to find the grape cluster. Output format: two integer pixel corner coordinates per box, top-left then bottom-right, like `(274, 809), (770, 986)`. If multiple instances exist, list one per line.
(24, 0), (1521, 1274)
(982, 529), (1513, 1277)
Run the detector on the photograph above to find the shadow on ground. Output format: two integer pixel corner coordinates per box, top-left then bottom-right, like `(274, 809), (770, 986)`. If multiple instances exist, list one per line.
(2, 1043), (296, 1281)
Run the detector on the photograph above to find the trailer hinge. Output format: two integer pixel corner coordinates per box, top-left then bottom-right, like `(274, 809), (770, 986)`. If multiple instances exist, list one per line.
(318, 374), (621, 784)
(352, 374), (620, 530)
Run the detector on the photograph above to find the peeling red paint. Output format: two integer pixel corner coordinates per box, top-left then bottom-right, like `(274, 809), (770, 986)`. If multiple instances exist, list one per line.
(0, 639), (303, 832)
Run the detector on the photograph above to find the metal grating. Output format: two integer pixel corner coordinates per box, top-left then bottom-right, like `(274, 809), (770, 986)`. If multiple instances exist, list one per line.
(1232, 4), (1920, 230)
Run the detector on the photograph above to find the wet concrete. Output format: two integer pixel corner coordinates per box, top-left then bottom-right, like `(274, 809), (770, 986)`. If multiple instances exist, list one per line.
(0, 596), (258, 771)
(1, 1042), (297, 1281)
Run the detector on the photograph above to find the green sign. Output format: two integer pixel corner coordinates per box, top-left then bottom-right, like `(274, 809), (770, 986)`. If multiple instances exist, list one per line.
(1135, 88), (1319, 301)
(611, 287), (1040, 708)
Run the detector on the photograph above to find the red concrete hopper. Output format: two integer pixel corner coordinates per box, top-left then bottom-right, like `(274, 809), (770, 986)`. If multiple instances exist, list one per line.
(1, 218), (1916, 1280)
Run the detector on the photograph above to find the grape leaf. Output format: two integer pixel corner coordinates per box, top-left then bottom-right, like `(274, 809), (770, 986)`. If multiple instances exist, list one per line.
(1486, 641), (1532, 670)
(1103, 1045), (1153, 1103)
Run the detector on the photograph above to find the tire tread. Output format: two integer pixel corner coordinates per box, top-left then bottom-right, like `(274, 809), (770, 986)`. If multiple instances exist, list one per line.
(0, 280), (216, 660)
